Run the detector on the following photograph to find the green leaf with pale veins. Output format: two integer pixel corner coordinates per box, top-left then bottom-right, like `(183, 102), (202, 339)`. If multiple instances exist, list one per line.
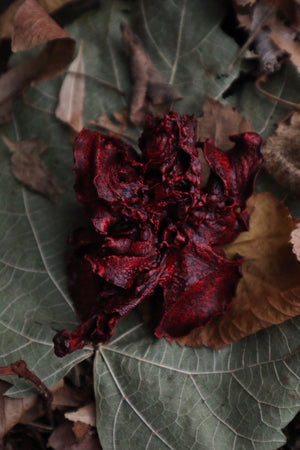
(95, 312), (300, 450)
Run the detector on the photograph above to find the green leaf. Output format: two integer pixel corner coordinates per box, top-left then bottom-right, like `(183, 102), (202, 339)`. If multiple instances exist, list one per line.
(95, 312), (300, 449)
(0, 112), (93, 396)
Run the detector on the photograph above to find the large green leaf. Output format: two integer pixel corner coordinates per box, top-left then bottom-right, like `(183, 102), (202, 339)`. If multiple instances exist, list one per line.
(0, 110), (93, 396)
(95, 312), (300, 449)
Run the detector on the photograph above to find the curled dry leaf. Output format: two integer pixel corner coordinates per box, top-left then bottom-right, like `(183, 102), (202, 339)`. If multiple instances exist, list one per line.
(176, 192), (300, 349)
(120, 21), (182, 126)
(263, 111), (300, 196)
(56, 41), (85, 138)
(2, 136), (62, 201)
(0, 0), (77, 41)
(291, 223), (300, 261)
(0, 0), (75, 124)
(234, 0), (300, 72)
(196, 96), (253, 188)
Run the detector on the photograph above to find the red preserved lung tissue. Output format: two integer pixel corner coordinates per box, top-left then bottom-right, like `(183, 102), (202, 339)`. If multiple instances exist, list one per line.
(53, 112), (263, 357)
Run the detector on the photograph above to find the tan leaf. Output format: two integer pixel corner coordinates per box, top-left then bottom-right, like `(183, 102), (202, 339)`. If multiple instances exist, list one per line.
(2, 136), (62, 201)
(65, 403), (96, 427)
(269, 21), (300, 72)
(120, 21), (182, 126)
(0, 0), (76, 41)
(263, 112), (300, 196)
(0, 381), (41, 439)
(0, 0), (75, 124)
(56, 41), (85, 136)
(90, 112), (127, 136)
(176, 192), (300, 349)
(0, 378), (83, 438)
(291, 223), (300, 262)
(196, 96), (253, 150)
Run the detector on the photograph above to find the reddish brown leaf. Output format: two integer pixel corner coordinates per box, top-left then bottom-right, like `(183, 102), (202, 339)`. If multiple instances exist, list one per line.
(48, 421), (101, 450)
(121, 21), (181, 126)
(263, 112), (300, 196)
(0, 0), (77, 41)
(0, 0), (75, 124)
(56, 41), (85, 137)
(176, 193), (300, 349)
(2, 136), (62, 201)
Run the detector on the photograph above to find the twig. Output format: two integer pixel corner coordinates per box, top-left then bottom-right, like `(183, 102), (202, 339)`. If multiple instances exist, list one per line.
(255, 76), (300, 111)
(225, 6), (274, 76)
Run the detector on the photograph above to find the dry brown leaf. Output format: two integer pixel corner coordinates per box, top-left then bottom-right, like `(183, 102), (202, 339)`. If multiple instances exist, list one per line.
(121, 21), (181, 126)
(65, 403), (96, 427)
(234, 0), (300, 72)
(48, 421), (101, 450)
(72, 422), (90, 440)
(90, 113), (127, 136)
(0, 381), (42, 439)
(56, 41), (85, 137)
(0, 0), (75, 124)
(0, 0), (76, 41)
(196, 96), (253, 188)
(263, 112), (300, 196)
(269, 18), (300, 72)
(0, 378), (86, 439)
(291, 223), (300, 262)
(2, 136), (61, 201)
(176, 192), (300, 349)
(196, 96), (253, 150)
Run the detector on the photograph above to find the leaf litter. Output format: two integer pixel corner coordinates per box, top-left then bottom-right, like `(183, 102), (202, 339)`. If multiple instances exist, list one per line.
(2, 136), (62, 201)
(0, 0), (300, 448)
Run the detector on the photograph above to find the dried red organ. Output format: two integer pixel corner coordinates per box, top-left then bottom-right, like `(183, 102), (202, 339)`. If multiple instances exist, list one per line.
(53, 112), (263, 357)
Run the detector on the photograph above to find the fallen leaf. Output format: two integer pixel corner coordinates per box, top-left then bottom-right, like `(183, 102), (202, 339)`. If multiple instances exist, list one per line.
(2, 136), (61, 201)
(0, 0), (75, 124)
(56, 41), (85, 137)
(65, 403), (96, 427)
(234, 1), (300, 72)
(269, 20), (300, 73)
(51, 379), (89, 410)
(291, 223), (300, 262)
(90, 112), (127, 136)
(72, 421), (90, 440)
(120, 21), (181, 126)
(48, 421), (101, 450)
(0, 0), (77, 41)
(196, 96), (253, 188)
(0, 378), (85, 439)
(196, 96), (253, 150)
(176, 192), (300, 349)
(0, 381), (42, 439)
(263, 112), (300, 196)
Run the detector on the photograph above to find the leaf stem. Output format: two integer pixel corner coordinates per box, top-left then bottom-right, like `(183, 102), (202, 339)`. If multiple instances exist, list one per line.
(255, 76), (300, 111)
(66, 70), (125, 95)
